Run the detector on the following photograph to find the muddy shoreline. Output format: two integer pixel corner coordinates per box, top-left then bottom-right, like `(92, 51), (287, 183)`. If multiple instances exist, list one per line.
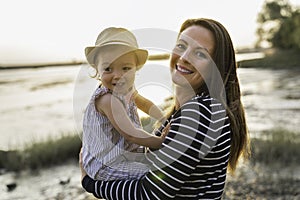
(1, 161), (299, 200)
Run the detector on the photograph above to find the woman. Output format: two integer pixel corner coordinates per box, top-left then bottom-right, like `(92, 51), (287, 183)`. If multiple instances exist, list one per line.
(80, 18), (250, 199)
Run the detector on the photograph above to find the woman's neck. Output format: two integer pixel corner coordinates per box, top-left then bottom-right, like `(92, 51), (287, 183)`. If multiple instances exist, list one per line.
(174, 86), (196, 110)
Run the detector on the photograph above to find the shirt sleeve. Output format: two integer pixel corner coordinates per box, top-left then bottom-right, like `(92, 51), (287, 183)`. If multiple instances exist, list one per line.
(82, 97), (228, 199)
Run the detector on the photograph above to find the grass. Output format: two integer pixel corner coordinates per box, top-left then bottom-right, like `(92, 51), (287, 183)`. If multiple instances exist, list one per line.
(238, 48), (300, 69)
(23, 134), (82, 170)
(1, 126), (299, 172)
(250, 128), (300, 166)
(0, 134), (82, 171)
(0, 117), (157, 172)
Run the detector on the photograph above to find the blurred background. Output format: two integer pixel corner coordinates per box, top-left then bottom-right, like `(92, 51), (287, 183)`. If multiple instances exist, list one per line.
(0, 0), (299, 199)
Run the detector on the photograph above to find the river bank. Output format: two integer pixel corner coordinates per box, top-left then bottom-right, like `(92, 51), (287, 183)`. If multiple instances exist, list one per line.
(223, 162), (300, 199)
(1, 160), (299, 200)
(238, 48), (300, 69)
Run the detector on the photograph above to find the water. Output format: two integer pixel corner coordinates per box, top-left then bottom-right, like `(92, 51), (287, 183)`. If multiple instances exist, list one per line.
(238, 68), (300, 136)
(0, 66), (80, 150)
(1, 58), (300, 150)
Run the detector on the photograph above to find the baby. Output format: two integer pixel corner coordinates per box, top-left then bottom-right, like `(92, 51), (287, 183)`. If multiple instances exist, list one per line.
(82, 27), (165, 181)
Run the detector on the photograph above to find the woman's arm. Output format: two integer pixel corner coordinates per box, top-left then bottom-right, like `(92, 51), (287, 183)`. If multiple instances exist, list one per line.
(96, 93), (164, 149)
(82, 98), (229, 199)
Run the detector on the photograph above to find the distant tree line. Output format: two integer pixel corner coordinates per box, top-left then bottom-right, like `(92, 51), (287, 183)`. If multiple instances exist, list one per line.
(256, 0), (300, 50)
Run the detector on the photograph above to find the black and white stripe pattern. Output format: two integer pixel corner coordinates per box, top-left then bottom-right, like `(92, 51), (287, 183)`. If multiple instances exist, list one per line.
(83, 95), (231, 199)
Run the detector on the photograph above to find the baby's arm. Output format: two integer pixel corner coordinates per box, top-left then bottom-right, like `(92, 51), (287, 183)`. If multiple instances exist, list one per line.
(96, 93), (164, 149)
(134, 93), (165, 123)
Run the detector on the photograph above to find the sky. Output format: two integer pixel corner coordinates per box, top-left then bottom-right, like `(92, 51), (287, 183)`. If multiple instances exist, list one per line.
(1, 0), (300, 65)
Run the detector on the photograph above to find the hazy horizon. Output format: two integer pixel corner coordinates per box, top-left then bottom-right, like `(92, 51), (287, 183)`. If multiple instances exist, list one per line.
(1, 0), (299, 66)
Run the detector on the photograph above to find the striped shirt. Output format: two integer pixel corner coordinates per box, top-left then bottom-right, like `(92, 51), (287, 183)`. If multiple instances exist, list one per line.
(82, 85), (149, 181)
(82, 95), (231, 199)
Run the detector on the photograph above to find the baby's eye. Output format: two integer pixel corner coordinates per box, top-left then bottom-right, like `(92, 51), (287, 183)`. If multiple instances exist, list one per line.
(123, 66), (133, 71)
(103, 67), (112, 72)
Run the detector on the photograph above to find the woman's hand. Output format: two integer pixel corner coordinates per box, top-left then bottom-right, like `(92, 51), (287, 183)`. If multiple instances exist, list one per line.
(79, 147), (87, 181)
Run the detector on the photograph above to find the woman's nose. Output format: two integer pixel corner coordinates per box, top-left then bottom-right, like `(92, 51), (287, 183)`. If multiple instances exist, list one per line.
(179, 49), (191, 63)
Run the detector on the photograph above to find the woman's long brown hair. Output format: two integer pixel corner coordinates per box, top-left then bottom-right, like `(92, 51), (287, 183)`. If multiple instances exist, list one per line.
(177, 18), (251, 173)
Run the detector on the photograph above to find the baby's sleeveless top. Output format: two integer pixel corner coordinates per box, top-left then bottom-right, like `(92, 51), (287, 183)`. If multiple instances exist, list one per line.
(82, 85), (142, 177)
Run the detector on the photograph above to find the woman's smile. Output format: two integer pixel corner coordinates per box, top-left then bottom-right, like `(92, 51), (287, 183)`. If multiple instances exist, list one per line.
(176, 64), (194, 74)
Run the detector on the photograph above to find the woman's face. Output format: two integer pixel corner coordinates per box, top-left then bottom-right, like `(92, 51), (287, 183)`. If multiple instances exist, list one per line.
(96, 49), (137, 95)
(170, 25), (215, 92)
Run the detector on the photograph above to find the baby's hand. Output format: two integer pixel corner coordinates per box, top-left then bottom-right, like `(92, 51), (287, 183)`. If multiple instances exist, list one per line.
(161, 123), (170, 139)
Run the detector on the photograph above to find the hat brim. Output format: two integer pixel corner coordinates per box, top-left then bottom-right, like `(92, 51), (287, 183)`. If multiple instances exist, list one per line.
(85, 44), (148, 70)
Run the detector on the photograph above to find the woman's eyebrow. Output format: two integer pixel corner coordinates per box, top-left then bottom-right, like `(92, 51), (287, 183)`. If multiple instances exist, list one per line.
(178, 39), (188, 45)
(195, 46), (210, 53)
(178, 38), (209, 53)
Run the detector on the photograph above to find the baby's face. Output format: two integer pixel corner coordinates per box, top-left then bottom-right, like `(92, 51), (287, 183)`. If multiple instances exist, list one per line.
(96, 49), (138, 95)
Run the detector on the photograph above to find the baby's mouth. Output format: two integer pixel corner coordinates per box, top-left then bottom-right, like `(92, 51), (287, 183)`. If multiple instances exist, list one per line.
(176, 65), (193, 74)
(112, 82), (125, 87)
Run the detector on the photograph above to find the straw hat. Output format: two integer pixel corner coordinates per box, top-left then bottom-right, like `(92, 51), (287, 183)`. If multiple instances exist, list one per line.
(85, 27), (148, 69)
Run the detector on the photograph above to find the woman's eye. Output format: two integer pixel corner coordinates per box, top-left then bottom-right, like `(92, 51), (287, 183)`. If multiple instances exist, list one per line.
(176, 43), (186, 50)
(195, 51), (207, 59)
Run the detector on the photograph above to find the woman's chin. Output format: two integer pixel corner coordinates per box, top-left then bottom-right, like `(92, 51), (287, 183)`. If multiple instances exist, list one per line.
(172, 72), (188, 85)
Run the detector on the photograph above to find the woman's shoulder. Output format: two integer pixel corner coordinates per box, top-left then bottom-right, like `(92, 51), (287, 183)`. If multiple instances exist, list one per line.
(171, 95), (228, 130)
(183, 94), (222, 107)
(192, 94), (222, 103)
(180, 95), (226, 116)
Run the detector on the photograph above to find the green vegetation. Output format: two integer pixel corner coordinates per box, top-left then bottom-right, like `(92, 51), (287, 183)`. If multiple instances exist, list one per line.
(0, 117), (162, 172)
(23, 134), (82, 170)
(238, 48), (300, 68)
(0, 134), (81, 171)
(256, 0), (300, 50)
(1, 126), (299, 172)
(250, 128), (300, 166)
(243, 0), (300, 69)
